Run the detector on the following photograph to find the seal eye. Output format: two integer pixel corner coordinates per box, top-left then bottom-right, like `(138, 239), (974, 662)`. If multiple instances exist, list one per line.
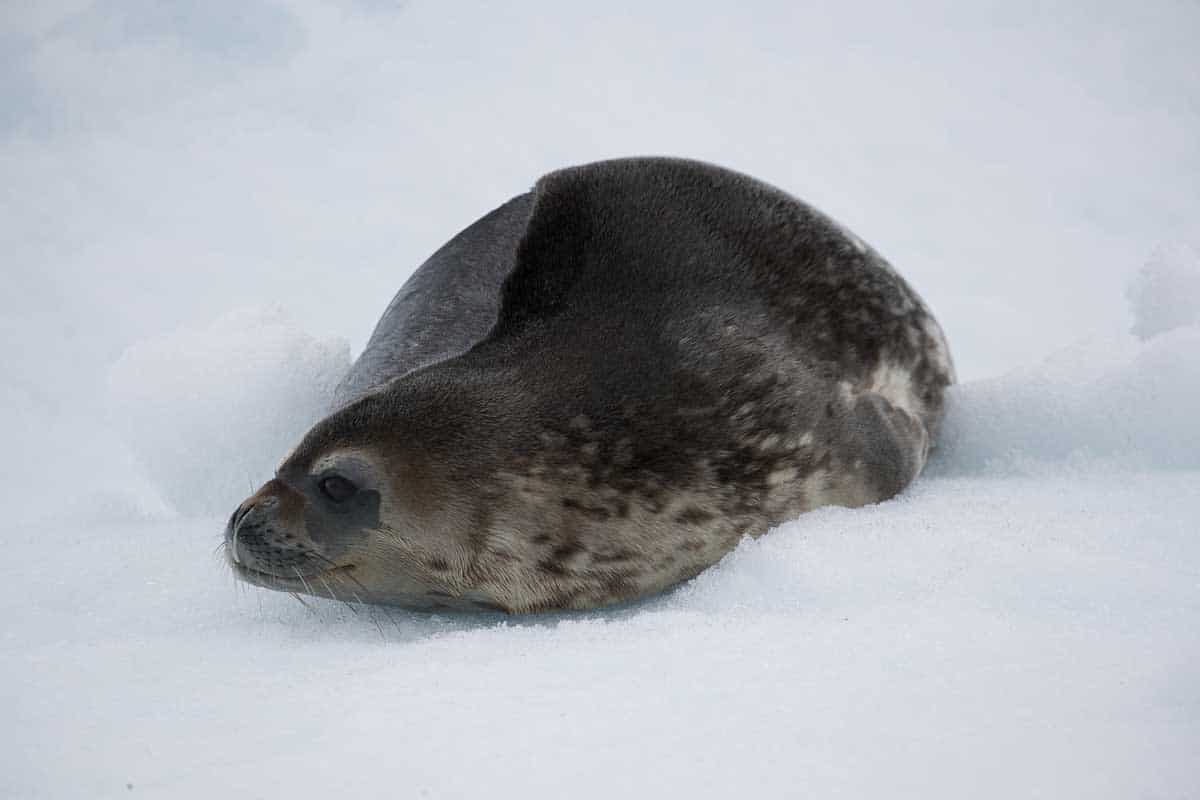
(319, 475), (358, 503)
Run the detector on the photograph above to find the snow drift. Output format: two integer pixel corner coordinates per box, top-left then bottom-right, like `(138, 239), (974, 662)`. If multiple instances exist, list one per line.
(106, 307), (349, 516)
(937, 246), (1200, 474)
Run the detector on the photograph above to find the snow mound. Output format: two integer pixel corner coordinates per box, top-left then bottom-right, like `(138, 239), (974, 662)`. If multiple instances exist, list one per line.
(107, 307), (350, 516)
(936, 251), (1200, 474)
(935, 324), (1200, 474)
(1127, 244), (1200, 340)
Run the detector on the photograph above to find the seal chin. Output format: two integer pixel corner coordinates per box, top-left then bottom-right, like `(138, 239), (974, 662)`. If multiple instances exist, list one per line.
(231, 561), (357, 594)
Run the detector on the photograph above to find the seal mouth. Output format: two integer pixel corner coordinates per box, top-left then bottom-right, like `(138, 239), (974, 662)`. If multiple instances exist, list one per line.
(232, 562), (356, 593)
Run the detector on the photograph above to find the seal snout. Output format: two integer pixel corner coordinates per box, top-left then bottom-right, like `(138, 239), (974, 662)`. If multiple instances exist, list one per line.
(225, 479), (321, 582)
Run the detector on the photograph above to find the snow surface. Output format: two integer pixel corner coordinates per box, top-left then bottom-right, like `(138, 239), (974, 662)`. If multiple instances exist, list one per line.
(3, 2), (1199, 799)
(4, 324), (1199, 799)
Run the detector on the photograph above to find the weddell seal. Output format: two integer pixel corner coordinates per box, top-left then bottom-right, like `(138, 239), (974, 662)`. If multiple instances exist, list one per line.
(225, 157), (954, 612)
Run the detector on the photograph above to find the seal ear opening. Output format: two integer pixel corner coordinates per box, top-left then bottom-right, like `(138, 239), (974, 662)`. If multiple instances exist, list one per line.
(491, 173), (596, 336)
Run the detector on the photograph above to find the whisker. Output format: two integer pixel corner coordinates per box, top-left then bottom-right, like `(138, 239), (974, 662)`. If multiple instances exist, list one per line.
(313, 571), (338, 600)
(292, 566), (317, 599)
(304, 553), (354, 621)
(336, 577), (387, 638)
(346, 572), (402, 631)
(309, 553), (376, 599)
(327, 572), (385, 639)
(300, 550), (407, 637)
(229, 557), (240, 605)
(289, 592), (317, 614)
(315, 572), (356, 623)
(312, 553), (401, 637)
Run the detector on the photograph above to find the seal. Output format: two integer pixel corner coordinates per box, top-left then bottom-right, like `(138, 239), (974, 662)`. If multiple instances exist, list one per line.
(225, 157), (955, 613)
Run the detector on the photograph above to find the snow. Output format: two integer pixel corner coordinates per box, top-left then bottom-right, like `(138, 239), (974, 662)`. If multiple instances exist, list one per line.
(6, 280), (1199, 800)
(4, 369), (1199, 797)
(107, 307), (349, 516)
(2, 2), (1199, 799)
(938, 326), (1200, 474)
(1128, 245), (1200, 341)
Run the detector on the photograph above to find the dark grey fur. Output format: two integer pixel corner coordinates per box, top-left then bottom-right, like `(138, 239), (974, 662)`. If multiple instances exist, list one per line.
(226, 157), (954, 613)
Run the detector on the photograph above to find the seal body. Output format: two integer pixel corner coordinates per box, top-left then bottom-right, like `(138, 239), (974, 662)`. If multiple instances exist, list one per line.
(225, 158), (954, 613)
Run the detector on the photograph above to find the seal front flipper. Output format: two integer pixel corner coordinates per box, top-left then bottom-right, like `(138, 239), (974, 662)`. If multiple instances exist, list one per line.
(838, 392), (931, 506)
(334, 192), (535, 407)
